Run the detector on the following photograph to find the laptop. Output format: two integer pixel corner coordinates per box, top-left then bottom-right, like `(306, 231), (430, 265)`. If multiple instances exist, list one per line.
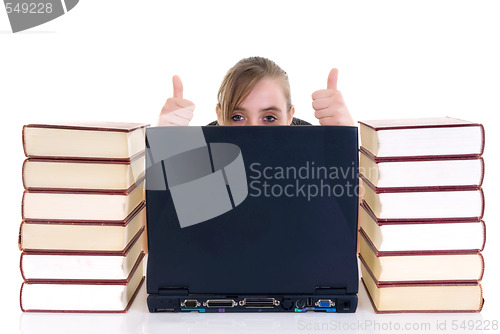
(145, 126), (359, 313)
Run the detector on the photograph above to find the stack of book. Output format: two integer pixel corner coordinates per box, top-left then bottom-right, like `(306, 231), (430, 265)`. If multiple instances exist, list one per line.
(358, 117), (485, 313)
(19, 122), (148, 313)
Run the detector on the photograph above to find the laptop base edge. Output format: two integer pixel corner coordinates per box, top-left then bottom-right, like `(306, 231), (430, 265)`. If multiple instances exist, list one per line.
(147, 294), (358, 313)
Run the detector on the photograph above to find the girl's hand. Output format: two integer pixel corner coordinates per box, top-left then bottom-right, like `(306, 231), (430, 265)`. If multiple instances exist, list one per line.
(312, 69), (354, 126)
(158, 75), (195, 126)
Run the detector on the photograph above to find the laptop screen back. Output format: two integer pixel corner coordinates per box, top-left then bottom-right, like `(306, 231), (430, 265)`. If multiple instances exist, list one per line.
(145, 126), (359, 296)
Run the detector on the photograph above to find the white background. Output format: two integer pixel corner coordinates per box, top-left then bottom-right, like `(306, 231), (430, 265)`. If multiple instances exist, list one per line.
(1, 0), (499, 333)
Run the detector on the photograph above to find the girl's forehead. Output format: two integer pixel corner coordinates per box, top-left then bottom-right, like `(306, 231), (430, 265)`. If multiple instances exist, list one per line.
(240, 78), (287, 103)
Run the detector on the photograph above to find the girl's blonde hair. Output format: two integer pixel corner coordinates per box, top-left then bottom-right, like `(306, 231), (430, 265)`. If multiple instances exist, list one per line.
(217, 57), (292, 125)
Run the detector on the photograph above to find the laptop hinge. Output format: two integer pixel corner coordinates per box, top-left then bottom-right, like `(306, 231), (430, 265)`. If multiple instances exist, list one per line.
(158, 288), (189, 296)
(315, 287), (347, 295)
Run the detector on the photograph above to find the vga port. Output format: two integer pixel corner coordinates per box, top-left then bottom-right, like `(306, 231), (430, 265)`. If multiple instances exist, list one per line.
(315, 299), (335, 308)
(181, 299), (200, 308)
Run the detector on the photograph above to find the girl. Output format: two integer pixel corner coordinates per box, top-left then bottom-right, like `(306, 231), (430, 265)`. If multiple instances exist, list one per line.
(158, 57), (354, 127)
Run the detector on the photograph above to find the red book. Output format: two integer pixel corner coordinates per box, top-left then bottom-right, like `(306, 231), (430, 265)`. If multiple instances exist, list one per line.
(359, 147), (484, 189)
(359, 200), (486, 252)
(22, 122), (148, 161)
(360, 176), (484, 221)
(22, 182), (145, 222)
(359, 229), (484, 284)
(22, 155), (145, 193)
(360, 260), (484, 313)
(358, 117), (484, 159)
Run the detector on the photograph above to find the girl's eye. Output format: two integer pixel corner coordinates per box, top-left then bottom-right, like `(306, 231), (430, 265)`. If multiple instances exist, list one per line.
(231, 115), (244, 121)
(264, 115), (277, 122)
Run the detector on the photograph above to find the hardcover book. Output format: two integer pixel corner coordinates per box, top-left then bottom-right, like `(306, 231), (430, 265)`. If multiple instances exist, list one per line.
(359, 148), (484, 188)
(23, 155), (145, 192)
(22, 181), (145, 221)
(360, 177), (484, 220)
(361, 261), (484, 313)
(359, 201), (486, 252)
(22, 122), (148, 161)
(358, 117), (484, 158)
(359, 230), (484, 283)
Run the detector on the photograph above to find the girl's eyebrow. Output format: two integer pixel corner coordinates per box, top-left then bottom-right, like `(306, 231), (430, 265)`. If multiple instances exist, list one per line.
(260, 107), (281, 112)
(233, 106), (282, 112)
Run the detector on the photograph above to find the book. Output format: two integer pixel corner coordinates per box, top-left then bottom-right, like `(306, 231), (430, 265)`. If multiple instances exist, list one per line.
(23, 155), (145, 192)
(20, 256), (145, 313)
(19, 203), (145, 252)
(359, 148), (484, 188)
(358, 117), (484, 158)
(22, 181), (145, 221)
(359, 230), (484, 283)
(360, 177), (484, 220)
(359, 201), (486, 252)
(360, 261), (484, 313)
(21, 236), (144, 282)
(22, 122), (148, 161)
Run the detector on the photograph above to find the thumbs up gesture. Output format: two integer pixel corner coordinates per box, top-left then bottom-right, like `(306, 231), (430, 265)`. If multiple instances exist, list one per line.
(158, 75), (195, 126)
(312, 69), (354, 126)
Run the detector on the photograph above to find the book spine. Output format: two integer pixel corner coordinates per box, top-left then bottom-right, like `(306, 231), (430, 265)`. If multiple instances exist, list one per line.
(18, 221), (24, 251)
(478, 284), (484, 312)
(22, 125), (28, 157)
(19, 282), (25, 312)
(479, 157), (485, 186)
(478, 251), (485, 281)
(21, 191), (26, 220)
(480, 187), (485, 219)
(22, 159), (28, 190)
(479, 124), (485, 156)
(480, 220), (486, 252)
(20, 252), (26, 281)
